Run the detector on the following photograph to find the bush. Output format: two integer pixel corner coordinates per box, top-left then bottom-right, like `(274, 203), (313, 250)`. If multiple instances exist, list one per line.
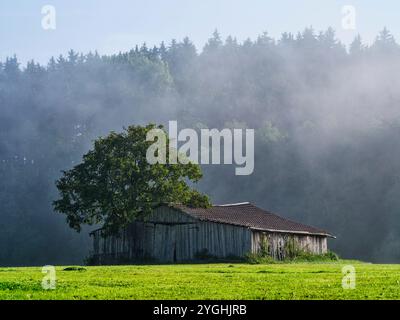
(245, 248), (340, 264)
(245, 237), (339, 264)
(287, 250), (339, 263)
(244, 253), (277, 264)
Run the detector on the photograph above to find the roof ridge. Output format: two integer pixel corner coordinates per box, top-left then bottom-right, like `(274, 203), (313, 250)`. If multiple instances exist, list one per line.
(214, 202), (251, 207)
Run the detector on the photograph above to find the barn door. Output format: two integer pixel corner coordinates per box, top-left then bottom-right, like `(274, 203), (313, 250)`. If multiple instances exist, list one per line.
(175, 224), (198, 262)
(151, 223), (196, 262)
(150, 224), (173, 262)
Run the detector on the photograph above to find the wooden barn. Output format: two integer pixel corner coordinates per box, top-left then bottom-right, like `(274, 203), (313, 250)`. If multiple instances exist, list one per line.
(90, 202), (334, 264)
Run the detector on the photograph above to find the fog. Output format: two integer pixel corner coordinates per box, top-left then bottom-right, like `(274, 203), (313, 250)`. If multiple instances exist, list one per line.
(1, 27), (400, 266)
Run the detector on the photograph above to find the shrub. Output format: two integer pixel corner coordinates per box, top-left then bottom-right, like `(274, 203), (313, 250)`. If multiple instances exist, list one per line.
(245, 250), (339, 264)
(284, 237), (302, 259)
(289, 250), (339, 262)
(244, 253), (277, 264)
(245, 235), (340, 264)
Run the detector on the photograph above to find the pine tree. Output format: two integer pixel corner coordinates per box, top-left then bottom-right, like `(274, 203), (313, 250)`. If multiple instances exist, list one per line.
(349, 34), (365, 56)
(257, 31), (274, 47)
(279, 32), (295, 47)
(67, 49), (79, 65)
(203, 29), (223, 53)
(4, 55), (20, 79)
(159, 41), (167, 61)
(372, 27), (399, 52)
(47, 56), (57, 72)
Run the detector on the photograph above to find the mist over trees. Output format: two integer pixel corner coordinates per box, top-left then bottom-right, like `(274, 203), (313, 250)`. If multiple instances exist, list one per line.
(1, 27), (400, 265)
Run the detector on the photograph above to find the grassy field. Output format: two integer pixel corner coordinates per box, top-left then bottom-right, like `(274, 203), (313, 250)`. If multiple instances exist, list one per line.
(0, 262), (399, 300)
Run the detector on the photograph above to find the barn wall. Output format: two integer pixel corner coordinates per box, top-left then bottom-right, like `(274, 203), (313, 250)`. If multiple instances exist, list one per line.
(91, 206), (252, 263)
(251, 231), (328, 260)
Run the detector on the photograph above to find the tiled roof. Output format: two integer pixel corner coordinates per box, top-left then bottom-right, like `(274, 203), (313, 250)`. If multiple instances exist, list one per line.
(174, 202), (334, 237)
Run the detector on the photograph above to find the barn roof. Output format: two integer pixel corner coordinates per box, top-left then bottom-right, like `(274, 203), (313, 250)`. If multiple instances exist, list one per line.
(174, 202), (334, 238)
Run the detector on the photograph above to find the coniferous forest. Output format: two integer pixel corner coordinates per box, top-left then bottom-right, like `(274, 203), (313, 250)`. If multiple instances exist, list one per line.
(2, 27), (400, 266)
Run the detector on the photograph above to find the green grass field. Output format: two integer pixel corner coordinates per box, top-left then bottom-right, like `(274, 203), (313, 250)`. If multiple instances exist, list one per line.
(1, 262), (399, 300)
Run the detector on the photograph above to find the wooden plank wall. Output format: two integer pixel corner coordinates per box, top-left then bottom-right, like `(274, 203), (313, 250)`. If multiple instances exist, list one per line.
(251, 231), (328, 260)
(91, 206), (252, 263)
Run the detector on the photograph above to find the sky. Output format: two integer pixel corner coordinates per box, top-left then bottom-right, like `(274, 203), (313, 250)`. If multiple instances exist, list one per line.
(1, 0), (400, 65)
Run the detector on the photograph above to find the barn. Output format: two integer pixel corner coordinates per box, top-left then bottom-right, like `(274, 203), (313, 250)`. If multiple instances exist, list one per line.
(90, 202), (334, 264)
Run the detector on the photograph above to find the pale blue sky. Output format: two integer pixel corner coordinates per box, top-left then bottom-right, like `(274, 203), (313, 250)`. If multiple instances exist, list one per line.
(1, 0), (399, 65)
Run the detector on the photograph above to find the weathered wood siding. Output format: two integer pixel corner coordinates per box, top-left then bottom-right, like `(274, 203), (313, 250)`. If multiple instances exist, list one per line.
(91, 206), (252, 263)
(251, 231), (328, 260)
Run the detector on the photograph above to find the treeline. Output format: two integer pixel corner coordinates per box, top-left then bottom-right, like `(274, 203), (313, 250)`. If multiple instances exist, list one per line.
(1, 27), (400, 265)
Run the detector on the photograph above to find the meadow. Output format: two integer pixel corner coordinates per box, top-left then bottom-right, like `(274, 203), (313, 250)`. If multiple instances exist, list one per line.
(0, 262), (399, 300)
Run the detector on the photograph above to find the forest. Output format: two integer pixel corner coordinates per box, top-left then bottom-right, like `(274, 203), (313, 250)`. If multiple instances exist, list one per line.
(1, 27), (400, 266)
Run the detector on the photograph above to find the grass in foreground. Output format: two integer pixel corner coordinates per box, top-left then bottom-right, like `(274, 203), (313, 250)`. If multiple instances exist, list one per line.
(0, 262), (399, 300)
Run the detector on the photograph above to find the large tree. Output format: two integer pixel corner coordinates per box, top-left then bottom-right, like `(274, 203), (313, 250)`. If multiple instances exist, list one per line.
(53, 124), (210, 234)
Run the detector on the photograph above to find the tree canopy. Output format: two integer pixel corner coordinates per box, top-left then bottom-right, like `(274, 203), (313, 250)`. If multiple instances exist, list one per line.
(53, 124), (210, 234)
